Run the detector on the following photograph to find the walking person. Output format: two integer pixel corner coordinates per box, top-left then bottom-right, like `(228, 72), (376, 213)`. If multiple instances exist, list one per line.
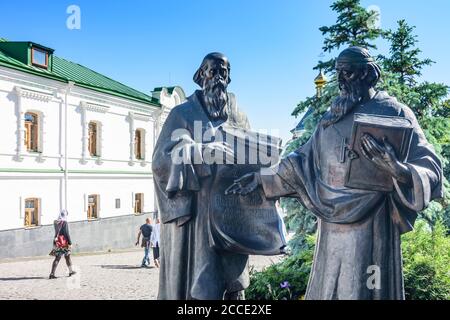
(150, 218), (161, 268)
(136, 218), (153, 267)
(49, 210), (76, 279)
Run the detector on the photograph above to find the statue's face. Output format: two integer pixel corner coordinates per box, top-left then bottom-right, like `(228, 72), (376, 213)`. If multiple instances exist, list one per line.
(323, 61), (367, 127)
(201, 58), (230, 93)
(336, 61), (359, 95)
(197, 56), (231, 118)
(322, 50), (377, 127)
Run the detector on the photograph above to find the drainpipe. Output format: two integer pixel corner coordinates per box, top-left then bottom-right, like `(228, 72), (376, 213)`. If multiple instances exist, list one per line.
(64, 81), (75, 211)
(152, 106), (164, 218)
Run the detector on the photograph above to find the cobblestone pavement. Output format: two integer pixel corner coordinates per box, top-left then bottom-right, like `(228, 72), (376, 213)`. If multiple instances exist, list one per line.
(0, 249), (283, 300)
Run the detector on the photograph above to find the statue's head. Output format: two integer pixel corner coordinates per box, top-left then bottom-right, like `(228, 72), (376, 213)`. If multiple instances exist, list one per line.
(194, 52), (231, 89)
(335, 46), (381, 95)
(322, 47), (382, 127)
(193, 52), (231, 119)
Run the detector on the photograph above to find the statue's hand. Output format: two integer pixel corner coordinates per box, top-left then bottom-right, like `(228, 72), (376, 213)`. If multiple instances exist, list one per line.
(360, 134), (398, 171)
(360, 134), (412, 185)
(225, 172), (261, 196)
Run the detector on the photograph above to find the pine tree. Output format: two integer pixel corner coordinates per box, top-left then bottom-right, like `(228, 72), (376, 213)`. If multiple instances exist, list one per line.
(315, 0), (384, 72)
(381, 20), (433, 87)
(379, 20), (449, 166)
(380, 20), (448, 119)
(379, 21), (450, 229)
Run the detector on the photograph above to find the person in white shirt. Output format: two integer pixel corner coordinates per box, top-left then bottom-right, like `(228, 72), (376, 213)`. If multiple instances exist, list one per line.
(150, 218), (161, 268)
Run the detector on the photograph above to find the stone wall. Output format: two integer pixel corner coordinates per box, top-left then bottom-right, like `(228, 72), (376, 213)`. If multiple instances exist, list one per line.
(0, 212), (155, 260)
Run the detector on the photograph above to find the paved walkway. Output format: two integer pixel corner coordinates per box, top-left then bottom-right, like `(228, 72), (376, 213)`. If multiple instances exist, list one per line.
(0, 249), (283, 300)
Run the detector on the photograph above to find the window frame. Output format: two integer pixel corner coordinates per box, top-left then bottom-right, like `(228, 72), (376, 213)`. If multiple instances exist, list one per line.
(24, 198), (40, 228)
(87, 194), (99, 220)
(88, 121), (99, 157)
(134, 193), (144, 214)
(31, 47), (49, 69)
(24, 112), (40, 153)
(134, 129), (145, 160)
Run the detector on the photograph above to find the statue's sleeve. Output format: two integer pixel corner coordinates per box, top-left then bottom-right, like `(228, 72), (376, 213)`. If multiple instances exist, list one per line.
(259, 154), (301, 199)
(260, 129), (320, 201)
(152, 108), (211, 225)
(390, 107), (443, 232)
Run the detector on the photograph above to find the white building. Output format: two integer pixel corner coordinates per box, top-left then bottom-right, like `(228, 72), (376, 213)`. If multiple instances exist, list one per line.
(0, 39), (186, 259)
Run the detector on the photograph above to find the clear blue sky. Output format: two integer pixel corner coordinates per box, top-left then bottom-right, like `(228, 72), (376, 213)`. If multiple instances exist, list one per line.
(1, 0), (449, 143)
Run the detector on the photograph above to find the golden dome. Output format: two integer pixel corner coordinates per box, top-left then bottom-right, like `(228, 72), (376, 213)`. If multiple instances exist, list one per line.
(314, 69), (327, 86)
(314, 69), (327, 97)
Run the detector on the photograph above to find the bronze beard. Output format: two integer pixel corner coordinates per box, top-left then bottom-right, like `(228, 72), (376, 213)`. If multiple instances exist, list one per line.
(321, 77), (366, 128)
(201, 78), (229, 121)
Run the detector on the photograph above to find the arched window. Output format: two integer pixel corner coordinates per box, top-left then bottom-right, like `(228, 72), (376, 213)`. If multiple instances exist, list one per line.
(88, 121), (99, 157)
(24, 112), (39, 152)
(135, 129), (145, 160)
(24, 198), (40, 227)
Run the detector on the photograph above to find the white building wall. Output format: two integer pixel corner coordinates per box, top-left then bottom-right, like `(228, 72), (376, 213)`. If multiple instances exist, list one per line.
(65, 177), (154, 222)
(0, 66), (183, 232)
(0, 90), (18, 156)
(0, 176), (61, 230)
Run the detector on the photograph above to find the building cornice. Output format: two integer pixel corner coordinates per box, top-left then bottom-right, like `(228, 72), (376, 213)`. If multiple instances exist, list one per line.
(14, 86), (54, 102)
(0, 62), (160, 107)
(128, 111), (152, 122)
(72, 88), (158, 116)
(0, 67), (161, 114)
(80, 101), (110, 114)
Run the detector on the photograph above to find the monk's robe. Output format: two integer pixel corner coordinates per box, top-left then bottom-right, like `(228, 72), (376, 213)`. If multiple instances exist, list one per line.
(260, 91), (443, 300)
(152, 90), (250, 300)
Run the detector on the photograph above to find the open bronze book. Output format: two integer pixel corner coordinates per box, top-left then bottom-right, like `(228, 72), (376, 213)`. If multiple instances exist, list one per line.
(345, 113), (413, 192)
(208, 125), (287, 255)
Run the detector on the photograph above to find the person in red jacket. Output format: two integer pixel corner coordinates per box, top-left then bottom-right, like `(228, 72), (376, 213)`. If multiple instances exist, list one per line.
(49, 210), (76, 279)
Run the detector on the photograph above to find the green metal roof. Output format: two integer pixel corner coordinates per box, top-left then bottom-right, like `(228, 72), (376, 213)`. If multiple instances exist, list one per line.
(0, 38), (159, 107)
(153, 86), (177, 94)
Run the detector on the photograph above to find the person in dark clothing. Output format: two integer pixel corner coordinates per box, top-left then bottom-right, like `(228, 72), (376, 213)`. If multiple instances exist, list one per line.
(49, 210), (76, 279)
(136, 218), (153, 267)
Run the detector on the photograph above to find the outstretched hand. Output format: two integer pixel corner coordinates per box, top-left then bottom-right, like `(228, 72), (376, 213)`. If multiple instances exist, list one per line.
(225, 172), (261, 196)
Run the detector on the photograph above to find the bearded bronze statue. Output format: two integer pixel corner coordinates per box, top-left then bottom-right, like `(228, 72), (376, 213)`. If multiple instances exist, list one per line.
(227, 47), (443, 300)
(152, 53), (251, 300)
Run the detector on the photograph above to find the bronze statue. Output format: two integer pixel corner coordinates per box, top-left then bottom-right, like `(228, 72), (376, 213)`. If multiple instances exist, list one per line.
(152, 53), (252, 300)
(227, 47), (443, 300)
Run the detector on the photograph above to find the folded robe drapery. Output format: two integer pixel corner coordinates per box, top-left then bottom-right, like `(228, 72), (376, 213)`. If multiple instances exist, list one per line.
(153, 90), (285, 300)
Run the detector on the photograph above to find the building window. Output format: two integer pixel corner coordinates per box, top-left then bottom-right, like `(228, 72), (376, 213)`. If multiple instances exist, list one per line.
(24, 198), (40, 227)
(24, 112), (40, 152)
(134, 193), (143, 214)
(88, 122), (99, 157)
(135, 129), (145, 160)
(115, 199), (121, 209)
(31, 47), (48, 68)
(88, 194), (99, 220)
